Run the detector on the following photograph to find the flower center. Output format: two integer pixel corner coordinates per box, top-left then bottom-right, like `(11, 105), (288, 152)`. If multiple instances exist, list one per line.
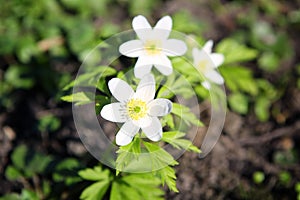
(126, 98), (148, 120)
(144, 40), (162, 55)
(197, 60), (209, 72)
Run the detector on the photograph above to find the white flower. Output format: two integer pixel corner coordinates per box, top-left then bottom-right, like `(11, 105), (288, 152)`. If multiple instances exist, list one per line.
(119, 15), (187, 79)
(100, 74), (172, 146)
(192, 40), (225, 89)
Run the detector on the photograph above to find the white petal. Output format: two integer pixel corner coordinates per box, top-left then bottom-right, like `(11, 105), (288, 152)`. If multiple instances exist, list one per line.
(203, 40), (213, 54)
(101, 103), (127, 122)
(148, 98), (172, 117)
(210, 53), (224, 67)
(132, 115), (152, 128)
(141, 117), (162, 142)
(192, 48), (207, 65)
(153, 55), (173, 76)
(134, 56), (153, 79)
(163, 39), (187, 56)
(132, 15), (152, 41)
(205, 70), (224, 84)
(119, 40), (143, 57)
(201, 81), (211, 90)
(108, 78), (134, 102)
(134, 74), (155, 102)
(153, 16), (172, 40)
(116, 121), (139, 146)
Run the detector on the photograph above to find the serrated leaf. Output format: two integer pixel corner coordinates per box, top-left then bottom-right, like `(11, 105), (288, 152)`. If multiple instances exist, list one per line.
(157, 73), (195, 99)
(116, 137), (141, 172)
(171, 103), (203, 127)
(62, 66), (116, 91)
(79, 166), (111, 181)
(156, 166), (179, 192)
(80, 180), (110, 200)
(162, 131), (201, 153)
(61, 92), (94, 105)
(110, 173), (164, 200)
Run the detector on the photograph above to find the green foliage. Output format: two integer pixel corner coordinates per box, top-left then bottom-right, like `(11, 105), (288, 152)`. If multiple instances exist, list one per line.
(79, 165), (164, 200)
(162, 131), (201, 153)
(38, 114), (61, 133)
(5, 145), (53, 180)
(171, 103), (203, 127)
(79, 166), (112, 200)
(216, 38), (258, 65)
(253, 171), (265, 184)
(228, 93), (249, 114)
(278, 171), (291, 186)
(156, 166), (179, 193)
(111, 173), (164, 200)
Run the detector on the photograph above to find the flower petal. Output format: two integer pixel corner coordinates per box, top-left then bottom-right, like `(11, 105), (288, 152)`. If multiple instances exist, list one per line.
(116, 121), (139, 146)
(192, 48), (206, 64)
(210, 53), (224, 67)
(205, 70), (224, 84)
(134, 56), (153, 79)
(132, 15), (152, 41)
(201, 81), (211, 90)
(108, 78), (134, 102)
(101, 103), (127, 122)
(132, 115), (152, 128)
(163, 39), (187, 56)
(142, 117), (162, 142)
(119, 40), (143, 57)
(134, 73), (155, 102)
(153, 55), (173, 76)
(153, 16), (172, 40)
(203, 40), (213, 54)
(148, 98), (172, 117)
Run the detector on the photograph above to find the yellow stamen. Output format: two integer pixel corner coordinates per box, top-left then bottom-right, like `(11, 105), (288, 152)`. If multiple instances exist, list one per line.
(126, 99), (148, 120)
(144, 40), (162, 55)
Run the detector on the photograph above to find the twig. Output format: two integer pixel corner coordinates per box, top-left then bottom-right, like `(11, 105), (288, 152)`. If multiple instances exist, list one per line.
(239, 121), (300, 146)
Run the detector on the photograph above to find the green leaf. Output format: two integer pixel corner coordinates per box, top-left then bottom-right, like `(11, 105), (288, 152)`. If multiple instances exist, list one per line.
(254, 96), (271, 122)
(258, 52), (280, 72)
(157, 73), (195, 99)
(216, 38), (258, 64)
(11, 145), (27, 170)
(5, 65), (34, 89)
(228, 93), (249, 114)
(20, 189), (39, 200)
(219, 66), (258, 95)
(143, 141), (178, 169)
(80, 180), (110, 200)
(53, 158), (82, 185)
(0, 194), (20, 200)
(79, 166), (111, 181)
(62, 66), (116, 91)
(110, 173), (164, 200)
(61, 92), (93, 105)
(38, 114), (61, 132)
(156, 166), (179, 192)
(116, 137), (141, 173)
(5, 166), (23, 181)
(171, 103), (203, 127)
(162, 131), (201, 153)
